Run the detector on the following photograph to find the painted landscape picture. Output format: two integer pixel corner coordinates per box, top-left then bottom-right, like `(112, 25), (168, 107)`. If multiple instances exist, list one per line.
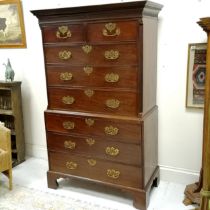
(0, 0), (26, 48)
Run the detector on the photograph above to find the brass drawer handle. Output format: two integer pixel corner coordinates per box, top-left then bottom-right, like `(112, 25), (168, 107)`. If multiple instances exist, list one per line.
(56, 26), (71, 39)
(82, 45), (92, 54)
(104, 126), (119, 136)
(83, 66), (93, 75)
(63, 121), (75, 130)
(87, 159), (96, 166)
(86, 138), (95, 146)
(85, 118), (95, 126)
(106, 99), (120, 109)
(107, 169), (120, 179)
(105, 147), (119, 156)
(84, 89), (94, 97)
(62, 96), (75, 105)
(64, 140), (76, 150)
(60, 72), (73, 81)
(104, 50), (119, 60)
(58, 50), (72, 60)
(105, 73), (119, 83)
(103, 23), (120, 37)
(66, 161), (77, 170)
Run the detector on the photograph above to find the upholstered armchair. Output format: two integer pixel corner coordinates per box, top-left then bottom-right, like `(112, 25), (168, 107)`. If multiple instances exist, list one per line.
(0, 125), (12, 190)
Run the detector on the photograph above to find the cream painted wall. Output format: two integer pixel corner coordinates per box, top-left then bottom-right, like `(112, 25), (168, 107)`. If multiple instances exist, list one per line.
(0, 0), (209, 184)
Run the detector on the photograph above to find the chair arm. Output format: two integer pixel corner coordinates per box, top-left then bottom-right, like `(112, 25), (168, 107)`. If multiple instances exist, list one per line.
(0, 126), (11, 152)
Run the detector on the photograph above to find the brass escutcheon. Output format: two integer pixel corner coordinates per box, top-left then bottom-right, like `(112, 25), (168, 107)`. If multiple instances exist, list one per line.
(107, 169), (120, 179)
(63, 121), (75, 130)
(84, 89), (94, 97)
(64, 140), (76, 150)
(102, 23), (120, 37)
(60, 72), (73, 81)
(82, 45), (92, 54)
(62, 96), (75, 105)
(105, 146), (119, 156)
(104, 126), (119, 136)
(105, 73), (119, 83)
(104, 50), (119, 60)
(87, 159), (96, 166)
(106, 99), (120, 109)
(58, 50), (72, 60)
(83, 66), (93, 75)
(85, 118), (95, 126)
(66, 161), (77, 170)
(56, 26), (71, 39)
(86, 138), (95, 146)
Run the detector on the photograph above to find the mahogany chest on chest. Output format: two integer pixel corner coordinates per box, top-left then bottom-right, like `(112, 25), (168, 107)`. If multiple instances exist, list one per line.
(32, 1), (162, 209)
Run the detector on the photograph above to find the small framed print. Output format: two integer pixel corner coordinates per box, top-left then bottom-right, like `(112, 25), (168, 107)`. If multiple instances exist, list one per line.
(186, 43), (207, 108)
(0, 0), (26, 48)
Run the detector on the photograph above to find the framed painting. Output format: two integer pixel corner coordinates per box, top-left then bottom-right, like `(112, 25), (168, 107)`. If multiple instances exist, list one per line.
(186, 43), (207, 108)
(0, 0), (26, 48)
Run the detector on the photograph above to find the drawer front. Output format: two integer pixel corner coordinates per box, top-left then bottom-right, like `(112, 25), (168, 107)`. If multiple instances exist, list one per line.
(42, 24), (85, 43)
(44, 44), (138, 65)
(47, 132), (141, 166)
(45, 112), (142, 144)
(46, 65), (138, 89)
(48, 88), (137, 116)
(87, 21), (139, 42)
(49, 151), (142, 189)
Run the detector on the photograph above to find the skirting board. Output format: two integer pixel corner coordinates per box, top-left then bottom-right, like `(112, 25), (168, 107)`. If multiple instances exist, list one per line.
(26, 144), (200, 185)
(159, 165), (200, 185)
(26, 143), (48, 160)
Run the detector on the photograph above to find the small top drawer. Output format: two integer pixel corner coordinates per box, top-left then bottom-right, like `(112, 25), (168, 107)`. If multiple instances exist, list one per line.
(87, 21), (139, 42)
(42, 24), (85, 43)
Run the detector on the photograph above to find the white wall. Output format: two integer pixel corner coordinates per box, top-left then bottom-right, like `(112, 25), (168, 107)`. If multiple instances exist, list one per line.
(1, 0), (209, 184)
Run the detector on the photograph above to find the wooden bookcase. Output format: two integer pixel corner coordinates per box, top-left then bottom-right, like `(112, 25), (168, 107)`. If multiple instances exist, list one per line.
(0, 81), (25, 166)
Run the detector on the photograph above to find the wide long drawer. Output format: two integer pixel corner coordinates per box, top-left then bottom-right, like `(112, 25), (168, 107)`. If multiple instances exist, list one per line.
(49, 151), (142, 189)
(45, 112), (142, 144)
(46, 65), (138, 89)
(47, 132), (141, 166)
(47, 87), (137, 116)
(44, 44), (138, 65)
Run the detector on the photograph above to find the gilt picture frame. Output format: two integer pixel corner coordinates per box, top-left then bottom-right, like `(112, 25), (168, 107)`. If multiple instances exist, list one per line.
(0, 0), (26, 48)
(186, 43), (207, 108)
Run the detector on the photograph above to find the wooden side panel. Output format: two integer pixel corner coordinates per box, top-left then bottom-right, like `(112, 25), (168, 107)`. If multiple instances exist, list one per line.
(142, 17), (158, 114)
(143, 108), (158, 186)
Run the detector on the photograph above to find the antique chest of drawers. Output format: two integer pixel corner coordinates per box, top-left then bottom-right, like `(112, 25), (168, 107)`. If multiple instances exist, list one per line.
(32, 1), (162, 209)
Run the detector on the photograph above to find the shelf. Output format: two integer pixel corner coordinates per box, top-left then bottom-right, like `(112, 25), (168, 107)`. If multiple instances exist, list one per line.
(11, 130), (16, 135)
(0, 109), (13, 115)
(12, 149), (17, 153)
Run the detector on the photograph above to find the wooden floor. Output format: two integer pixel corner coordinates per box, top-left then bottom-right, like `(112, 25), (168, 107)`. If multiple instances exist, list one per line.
(1, 157), (198, 210)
